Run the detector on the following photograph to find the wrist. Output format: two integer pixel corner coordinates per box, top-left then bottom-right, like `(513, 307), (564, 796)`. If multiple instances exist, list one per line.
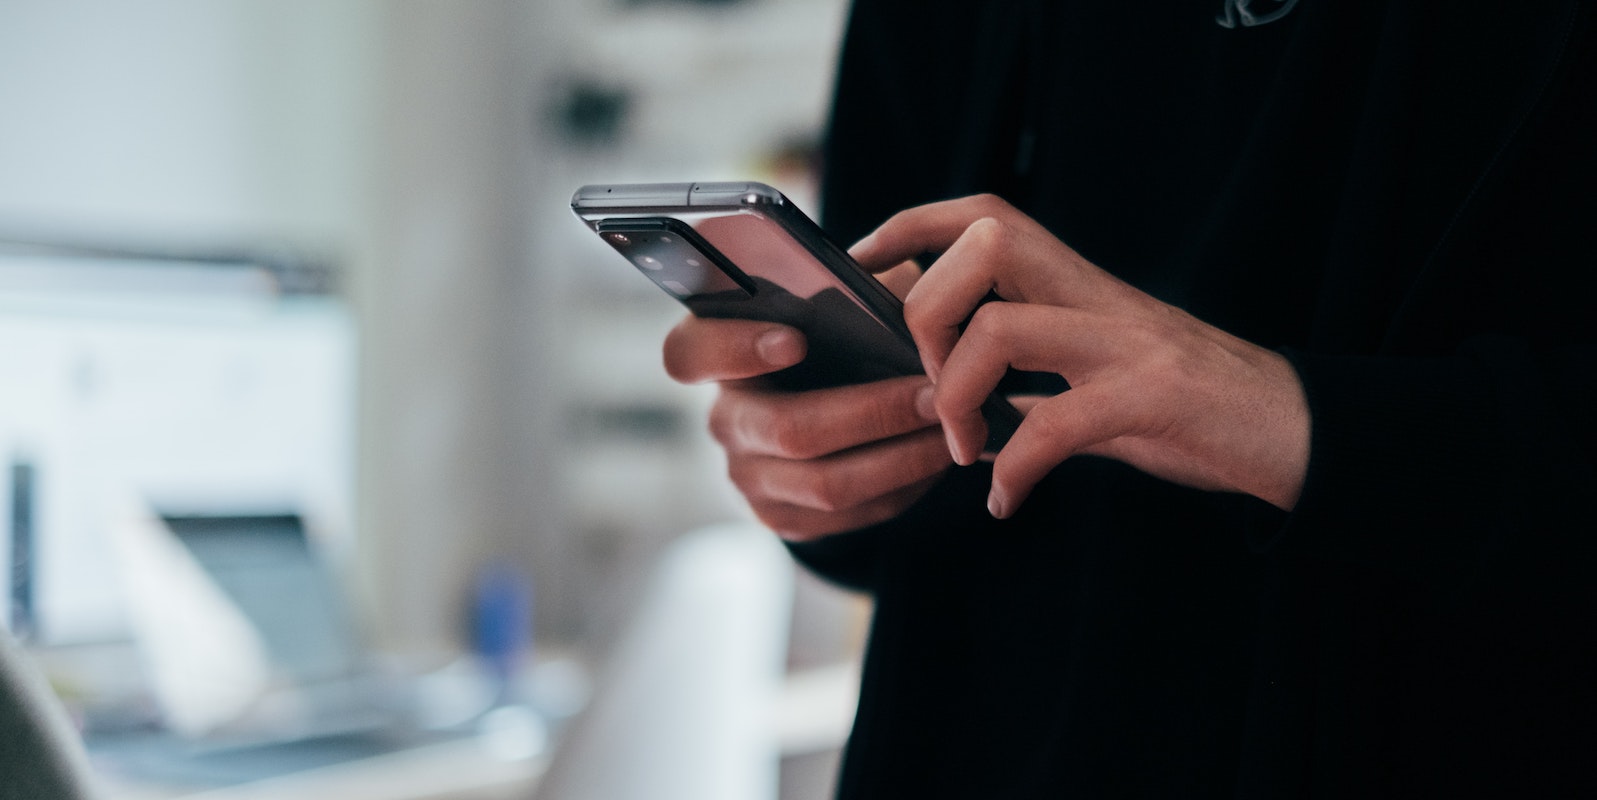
(1242, 349), (1310, 511)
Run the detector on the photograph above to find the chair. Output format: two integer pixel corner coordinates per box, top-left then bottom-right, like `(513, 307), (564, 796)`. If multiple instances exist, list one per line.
(532, 522), (795, 800)
(0, 631), (98, 800)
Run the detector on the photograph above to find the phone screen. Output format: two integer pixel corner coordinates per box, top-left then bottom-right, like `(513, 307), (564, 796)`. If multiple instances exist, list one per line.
(594, 209), (922, 390)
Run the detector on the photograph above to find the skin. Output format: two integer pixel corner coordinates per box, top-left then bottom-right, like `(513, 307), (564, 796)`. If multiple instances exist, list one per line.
(663, 260), (949, 541)
(663, 194), (1310, 539)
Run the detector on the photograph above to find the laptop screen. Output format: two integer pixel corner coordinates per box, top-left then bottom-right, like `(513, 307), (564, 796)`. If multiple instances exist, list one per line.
(161, 513), (359, 685)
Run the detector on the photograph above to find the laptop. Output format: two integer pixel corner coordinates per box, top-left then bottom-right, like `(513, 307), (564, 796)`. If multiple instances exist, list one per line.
(87, 511), (442, 788)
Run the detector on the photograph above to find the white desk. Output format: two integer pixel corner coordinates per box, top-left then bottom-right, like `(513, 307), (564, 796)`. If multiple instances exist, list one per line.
(99, 737), (545, 800)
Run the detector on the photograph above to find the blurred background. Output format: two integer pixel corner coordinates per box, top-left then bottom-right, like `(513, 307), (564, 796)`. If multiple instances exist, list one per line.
(0, 1), (868, 798)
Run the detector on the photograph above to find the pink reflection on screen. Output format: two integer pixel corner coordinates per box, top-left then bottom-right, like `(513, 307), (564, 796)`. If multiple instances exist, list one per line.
(692, 211), (886, 325)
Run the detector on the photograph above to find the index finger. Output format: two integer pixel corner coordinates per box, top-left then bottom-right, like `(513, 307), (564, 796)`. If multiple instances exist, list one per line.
(848, 194), (1032, 271)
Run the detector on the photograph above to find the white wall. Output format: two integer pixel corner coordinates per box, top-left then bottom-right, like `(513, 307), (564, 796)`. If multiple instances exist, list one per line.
(356, 0), (547, 655)
(0, 0), (374, 245)
(0, 0), (854, 662)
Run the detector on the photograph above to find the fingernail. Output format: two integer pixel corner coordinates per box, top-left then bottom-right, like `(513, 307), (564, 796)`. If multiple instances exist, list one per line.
(915, 384), (938, 423)
(944, 427), (972, 466)
(755, 328), (804, 366)
(987, 485), (1009, 519)
(847, 232), (877, 258)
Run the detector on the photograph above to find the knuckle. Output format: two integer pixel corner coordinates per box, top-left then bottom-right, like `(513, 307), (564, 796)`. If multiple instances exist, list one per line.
(714, 390), (816, 457)
(752, 502), (840, 543)
(765, 394), (838, 459)
(796, 468), (850, 513)
(970, 193), (1013, 216)
(861, 392), (900, 442)
(748, 503), (806, 540)
(932, 380), (958, 418)
(724, 457), (760, 498)
(765, 514), (827, 543)
(932, 385), (963, 420)
(1024, 401), (1071, 442)
(659, 320), (699, 383)
(765, 412), (815, 459)
(961, 217), (1022, 277)
(966, 302), (1018, 347)
(706, 393), (739, 447)
(1024, 398), (1096, 458)
(966, 301), (1005, 333)
(1145, 348), (1188, 390)
(901, 294), (936, 333)
(965, 215), (1012, 253)
(1131, 333), (1191, 395)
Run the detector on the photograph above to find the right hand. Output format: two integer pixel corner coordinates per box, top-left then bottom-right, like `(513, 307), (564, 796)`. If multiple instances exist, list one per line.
(663, 309), (953, 541)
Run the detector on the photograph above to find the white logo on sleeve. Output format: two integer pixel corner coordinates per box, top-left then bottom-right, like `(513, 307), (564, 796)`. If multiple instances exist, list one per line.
(1216, 0), (1299, 28)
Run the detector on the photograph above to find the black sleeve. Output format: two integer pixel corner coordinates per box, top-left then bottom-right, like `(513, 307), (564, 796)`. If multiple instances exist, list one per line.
(1268, 340), (1597, 606)
(784, 465), (992, 594)
(1256, 11), (1597, 626)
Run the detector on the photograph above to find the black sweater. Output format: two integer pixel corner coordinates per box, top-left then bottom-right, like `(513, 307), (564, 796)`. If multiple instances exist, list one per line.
(793, 2), (1597, 797)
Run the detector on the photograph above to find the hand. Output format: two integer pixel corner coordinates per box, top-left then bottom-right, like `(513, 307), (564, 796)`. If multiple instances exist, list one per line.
(850, 195), (1310, 518)
(663, 259), (953, 541)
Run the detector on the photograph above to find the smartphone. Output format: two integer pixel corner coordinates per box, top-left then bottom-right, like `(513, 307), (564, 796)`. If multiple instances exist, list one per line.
(570, 181), (1020, 454)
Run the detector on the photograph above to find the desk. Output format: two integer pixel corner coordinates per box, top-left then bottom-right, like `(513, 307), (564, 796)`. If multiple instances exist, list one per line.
(98, 737), (545, 800)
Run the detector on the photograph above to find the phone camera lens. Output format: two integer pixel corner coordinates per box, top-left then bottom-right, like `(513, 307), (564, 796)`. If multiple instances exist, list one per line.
(607, 233), (630, 245)
(635, 255), (663, 270)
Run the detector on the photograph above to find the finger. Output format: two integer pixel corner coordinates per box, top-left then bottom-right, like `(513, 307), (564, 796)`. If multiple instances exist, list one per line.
(861, 195), (1146, 332)
(709, 375), (939, 459)
(933, 303), (1126, 464)
(987, 384), (1127, 519)
(662, 316), (806, 384)
(1007, 394), (1052, 414)
(750, 476), (944, 542)
(902, 216), (1022, 378)
(735, 428), (952, 513)
(848, 194), (1025, 270)
(875, 259), (923, 301)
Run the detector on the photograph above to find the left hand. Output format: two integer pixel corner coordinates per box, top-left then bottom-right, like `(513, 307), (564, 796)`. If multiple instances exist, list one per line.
(849, 194), (1311, 518)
